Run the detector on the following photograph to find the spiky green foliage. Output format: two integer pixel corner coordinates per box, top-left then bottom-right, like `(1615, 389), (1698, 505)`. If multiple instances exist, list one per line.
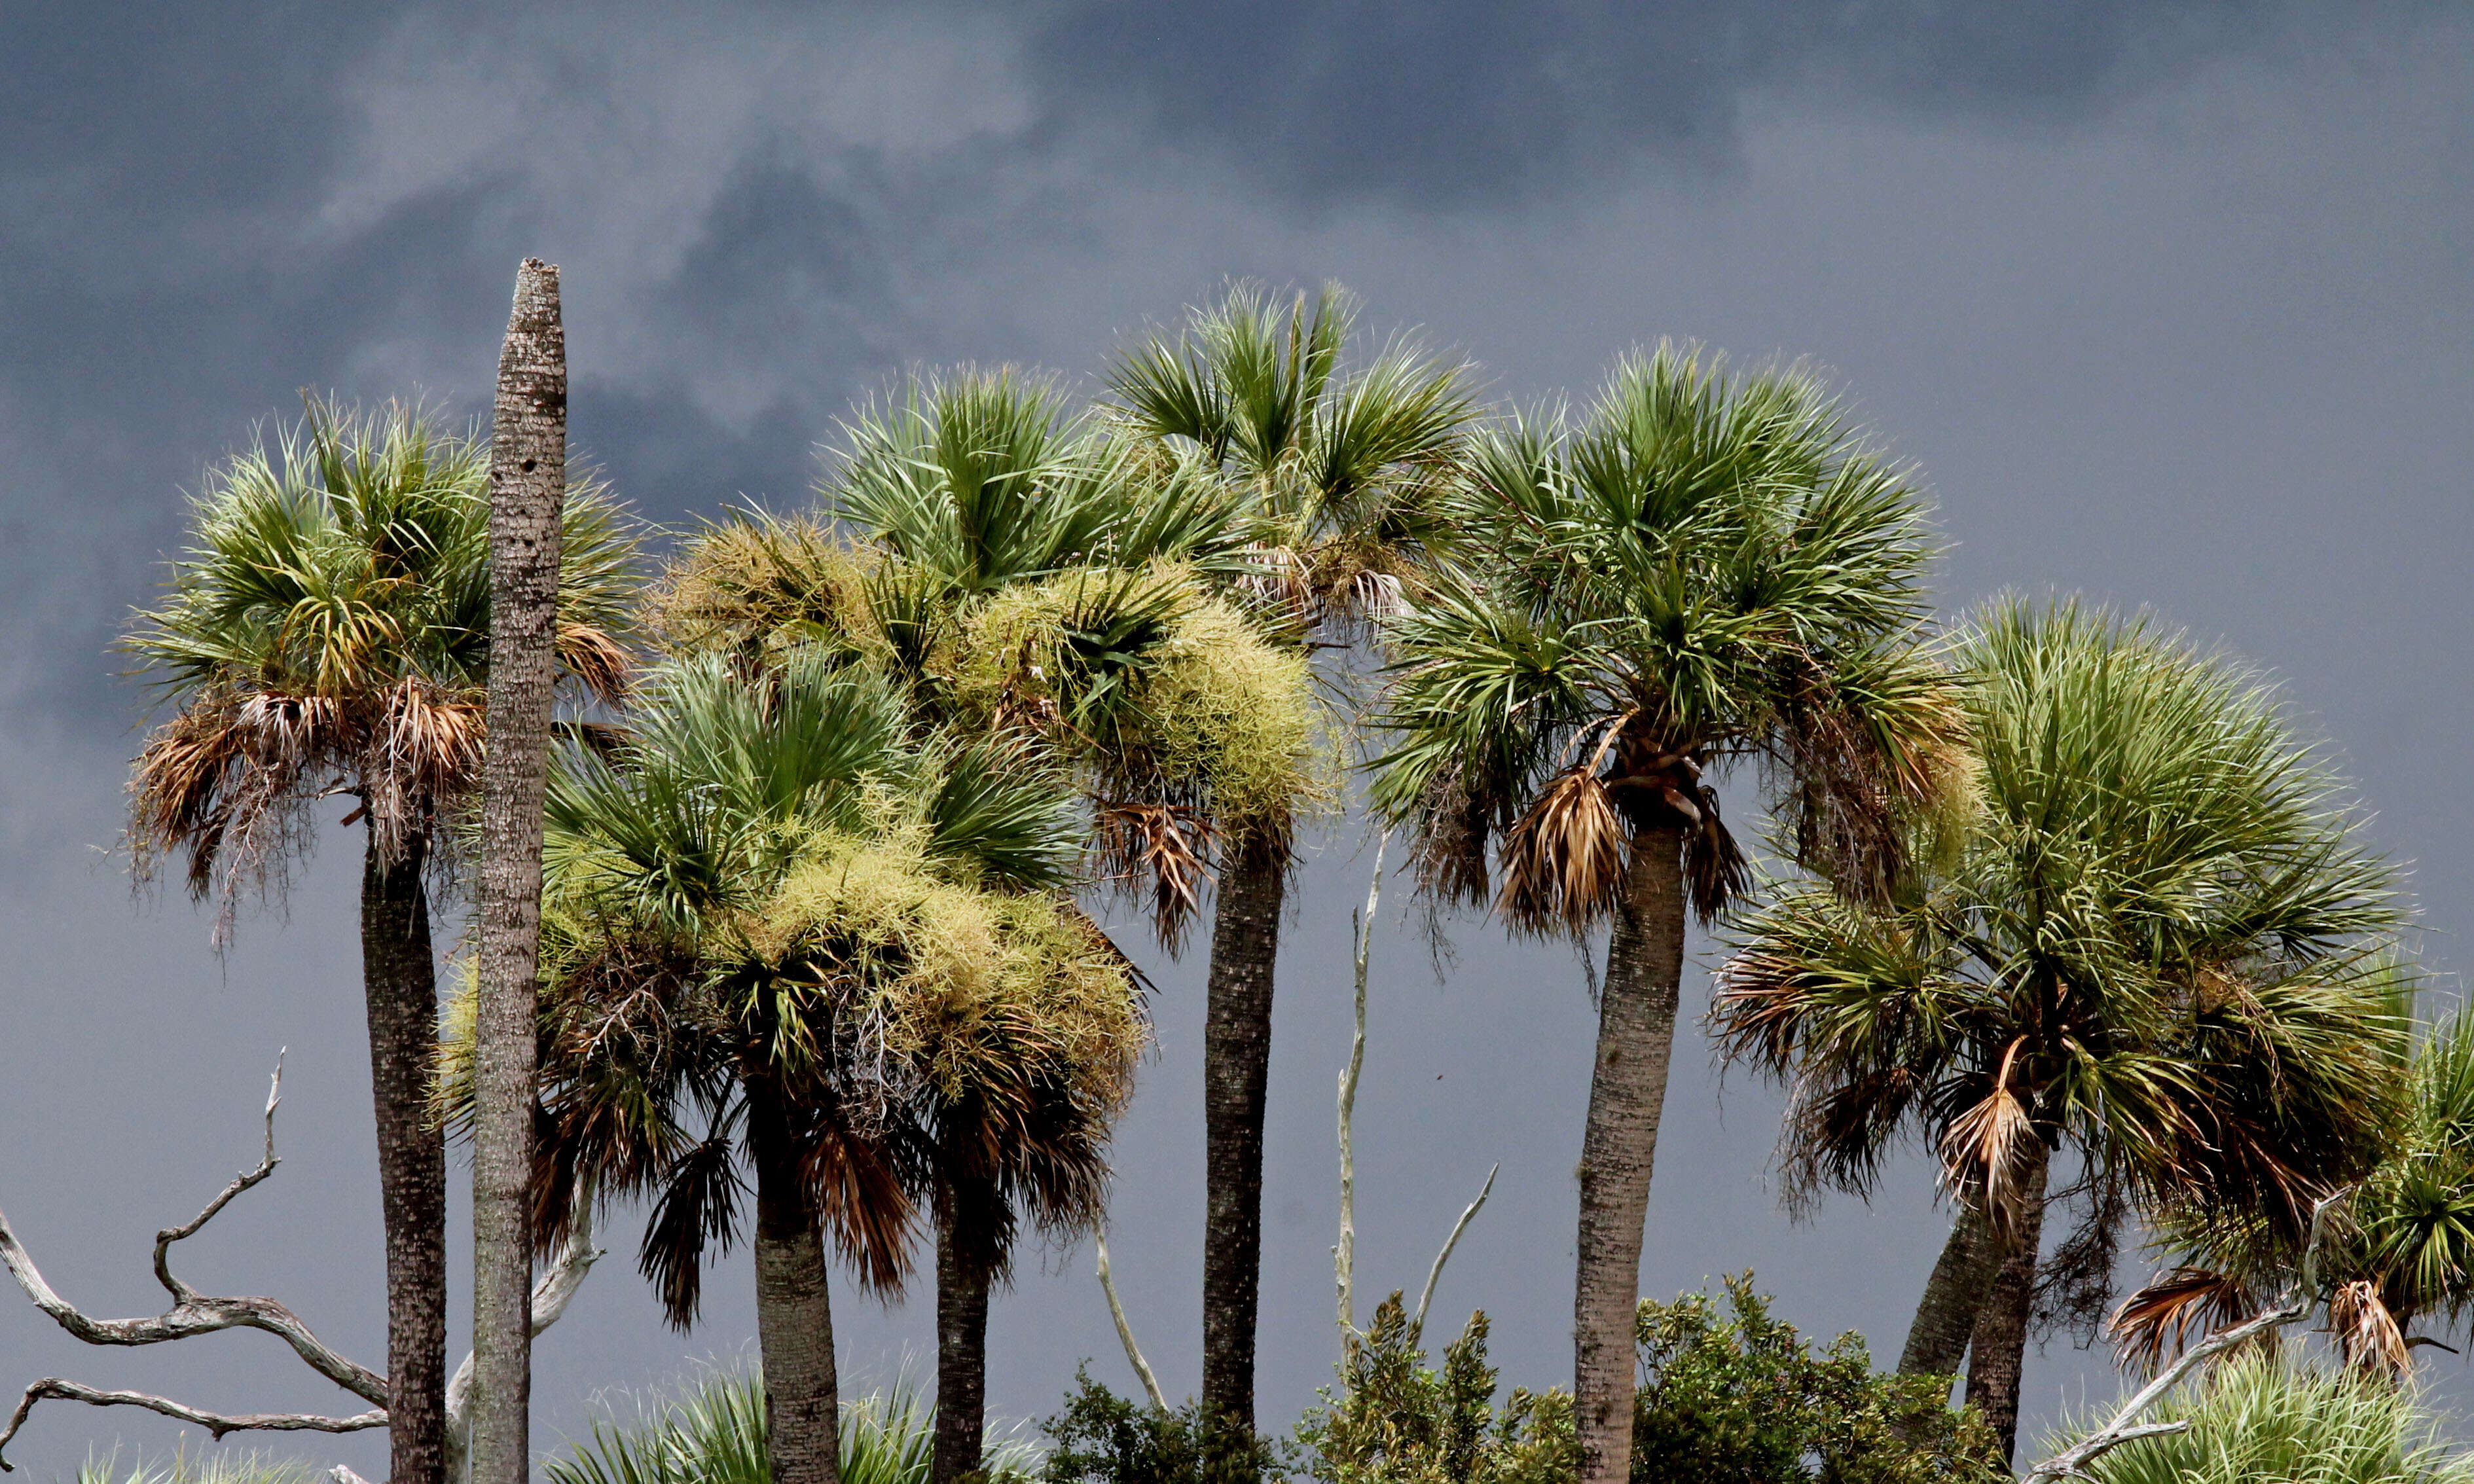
(1292, 1295), (1579, 1484)
(1106, 281), (1476, 646)
(1714, 600), (2409, 1337)
(2043, 1346), (2474, 1484)
(1629, 1276), (2001, 1484)
(1372, 344), (1964, 932)
(124, 397), (640, 905)
(829, 367), (1268, 601)
(74, 1450), (321, 1484)
(2123, 1003), (2474, 1371)
(545, 1368), (1040, 1484)
(437, 646), (1142, 1316)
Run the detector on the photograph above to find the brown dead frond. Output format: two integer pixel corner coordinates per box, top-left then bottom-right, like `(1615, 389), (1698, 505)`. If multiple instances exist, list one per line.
(2109, 1266), (2261, 1372)
(1411, 769), (1493, 909)
(557, 621), (633, 704)
(2329, 1278), (2410, 1375)
(1496, 766), (1626, 937)
(1092, 800), (1215, 955)
(1939, 1037), (2039, 1236)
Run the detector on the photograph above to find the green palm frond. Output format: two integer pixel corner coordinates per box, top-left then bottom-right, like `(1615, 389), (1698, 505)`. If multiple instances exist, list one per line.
(1375, 344), (1961, 933)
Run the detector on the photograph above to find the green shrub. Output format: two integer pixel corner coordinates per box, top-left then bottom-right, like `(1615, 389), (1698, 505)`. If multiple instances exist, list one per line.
(1292, 1294), (1578, 1484)
(546, 1365), (1037, 1484)
(1631, 1275), (2000, 1484)
(2046, 1345), (2474, 1484)
(1041, 1367), (1283, 1484)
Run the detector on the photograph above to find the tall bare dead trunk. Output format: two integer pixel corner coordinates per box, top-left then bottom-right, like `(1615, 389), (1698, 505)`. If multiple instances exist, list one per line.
(750, 1083), (842, 1484)
(1964, 1149), (2050, 1466)
(362, 830), (446, 1484)
(931, 1191), (992, 1484)
(471, 256), (566, 1484)
(1899, 1198), (2006, 1383)
(1572, 825), (1686, 1484)
(1201, 831), (1286, 1441)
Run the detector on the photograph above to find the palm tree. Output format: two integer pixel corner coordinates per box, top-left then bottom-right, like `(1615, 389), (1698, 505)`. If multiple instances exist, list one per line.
(2116, 992), (2467, 1378)
(1371, 346), (1964, 1484)
(125, 401), (636, 1484)
(1108, 283), (1474, 1433)
(488, 649), (1141, 1484)
(1711, 600), (2408, 1462)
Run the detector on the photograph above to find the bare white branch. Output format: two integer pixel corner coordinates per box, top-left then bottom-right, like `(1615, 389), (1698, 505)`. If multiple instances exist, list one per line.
(0, 1056), (388, 1470)
(1336, 836), (1383, 1353)
(1410, 1163), (1497, 1345)
(1095, 1232), (1167, 1410)
(0, 1381), (384, 1466)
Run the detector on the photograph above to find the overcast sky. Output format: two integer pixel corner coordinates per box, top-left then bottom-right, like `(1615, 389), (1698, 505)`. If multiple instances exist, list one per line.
(2, 3), (2469, 1477)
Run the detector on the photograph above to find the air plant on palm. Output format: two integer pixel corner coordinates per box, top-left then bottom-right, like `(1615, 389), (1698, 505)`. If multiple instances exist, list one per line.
(436, 648), (1141, 1484)
(1372, 344), (1966, 1484)
(1711, 600), (2409, 1460)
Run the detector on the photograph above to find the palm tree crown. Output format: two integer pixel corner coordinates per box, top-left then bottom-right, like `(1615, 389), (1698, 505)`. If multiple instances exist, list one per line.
(1373, 343), (1963, 932)
(126, 399), (636, 903)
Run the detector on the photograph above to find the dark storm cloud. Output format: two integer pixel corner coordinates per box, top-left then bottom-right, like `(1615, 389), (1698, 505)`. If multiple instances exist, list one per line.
(1029, 0), (2426, 207)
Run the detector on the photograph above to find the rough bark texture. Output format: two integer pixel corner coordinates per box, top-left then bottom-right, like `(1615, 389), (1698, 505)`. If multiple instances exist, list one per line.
(1898, 1199), (2007, 1381)
(1200, 833), (1287, 1438)
(750, 1085), (841, 1484)
(471, 256), (566, 1484)
(1965, 1151), (2051, 1466)
(932, 1201), (991, 1484)
(362, 832), (446, 1484)
(1573, 827), (1686, 1484)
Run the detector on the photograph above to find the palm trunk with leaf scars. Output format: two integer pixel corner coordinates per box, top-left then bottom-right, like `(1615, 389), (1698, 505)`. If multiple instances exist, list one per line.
(1573, 824), (1687, 1484)
(472, 253), (566, 1484)
(1201, 831), (1287, 1440)
(932, 1189), (993, 1484)
(749, 1081), (842, 1484)
(1965, 1148), (2051, 1466)
(1899, 1197), (2007, 1383)
(361, 829), (446, 1484)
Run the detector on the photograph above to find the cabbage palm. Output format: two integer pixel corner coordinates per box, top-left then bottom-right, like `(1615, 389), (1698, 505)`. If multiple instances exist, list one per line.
(1109, 283), (1474, 1432)
(2119, 1000), (2474, 1377)
(1372, 346), (1963, 1484)
(495, 650), (1138, 1484)
(1713, 601), (2407, 1462)
(124, 401), (635, 1484)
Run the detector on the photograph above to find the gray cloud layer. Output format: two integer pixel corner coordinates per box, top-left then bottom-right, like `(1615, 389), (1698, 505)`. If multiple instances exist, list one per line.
(1, 3), (2468, 1478)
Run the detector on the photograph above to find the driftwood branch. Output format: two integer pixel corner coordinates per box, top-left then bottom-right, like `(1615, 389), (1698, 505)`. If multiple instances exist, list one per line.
(1, 1057), (603, 1475)
(2021, 1295), (2304, 1482)
(0, 1382), (386, 1450)
(0, 1055), (397, 1468)
(1336, 837), (1383, 1352)
(1094, 1233), (1167, 1409)
(1409, 1163), (1497, 1345)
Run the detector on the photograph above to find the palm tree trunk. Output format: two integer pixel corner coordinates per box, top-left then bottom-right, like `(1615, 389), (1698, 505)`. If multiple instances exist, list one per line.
(361, 829), (446, 1484)
(1964, 1149), (2051, 1466)
(1201, 831), (1286, 1439)
(1898, 1199), (2006, 1381)
(471, 254), (566, 1484)
(1573, 825), (1687, 1484)
(932, 1195), (992, 1484)
(750, 1082), (842, 1484)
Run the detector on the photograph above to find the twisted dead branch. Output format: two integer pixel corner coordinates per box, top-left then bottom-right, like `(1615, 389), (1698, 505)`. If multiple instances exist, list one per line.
(0, 1053), (600, 1474)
